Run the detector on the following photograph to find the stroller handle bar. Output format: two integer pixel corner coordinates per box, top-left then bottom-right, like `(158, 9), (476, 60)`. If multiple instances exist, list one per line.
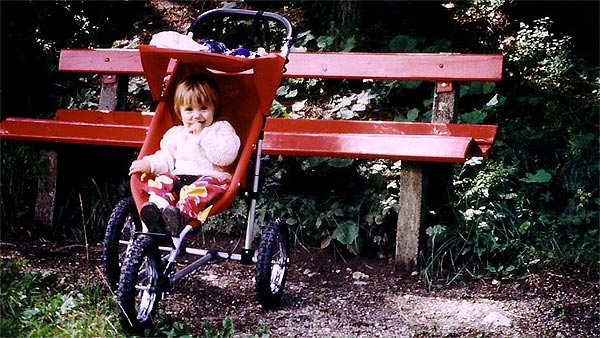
(187, 8), (294, 58)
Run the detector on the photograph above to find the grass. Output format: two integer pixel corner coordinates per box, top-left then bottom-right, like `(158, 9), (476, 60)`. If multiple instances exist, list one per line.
(0, 258), (270, 337)
(0, 258), (123, 337)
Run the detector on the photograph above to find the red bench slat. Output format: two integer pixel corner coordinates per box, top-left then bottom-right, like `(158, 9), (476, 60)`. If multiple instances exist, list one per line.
(0, 117), (147, 147)
(264, 118), (497, 156)
(0, 112), (496, 161)
(284, 53), (503, 81)
(262, 132), (474, 162)
(59, 49), (149, 74)
(0, 118), (474, 162)
(58, 49), (502, 82)
(54, 109), (154, 126)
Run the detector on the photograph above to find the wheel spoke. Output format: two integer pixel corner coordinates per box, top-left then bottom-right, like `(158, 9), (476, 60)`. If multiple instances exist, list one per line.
(117, 236), (162, 331)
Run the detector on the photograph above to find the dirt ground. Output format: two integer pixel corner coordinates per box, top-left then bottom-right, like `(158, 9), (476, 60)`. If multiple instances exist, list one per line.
(2, 237), (598, 338)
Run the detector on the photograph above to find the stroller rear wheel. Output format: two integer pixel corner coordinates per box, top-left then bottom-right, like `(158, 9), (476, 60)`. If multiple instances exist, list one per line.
(256, 217), (290, 309)
(102, 197), (140, 290)
(117, 236), (163, 334)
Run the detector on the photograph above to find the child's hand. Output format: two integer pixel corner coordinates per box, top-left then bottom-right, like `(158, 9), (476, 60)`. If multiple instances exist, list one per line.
(129, 159), (151, 176)
(188, 122), (205, 134)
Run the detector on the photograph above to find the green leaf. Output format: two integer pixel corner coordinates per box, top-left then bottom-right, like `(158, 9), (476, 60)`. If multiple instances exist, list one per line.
(482, 82), (496, 94)
(341, 36), (356, 52)
(407, 108), (419, 122)
(327, 158), (354, 168)
(317, 35), (334, 50)
(517, 221), (531, 235)
(333, 221), (359, 245)
(291, 99), (306, 112)
(285, 89), (298, 99)
(520, 169), (552, 183)
(459, 110), (487, 124)
(351, 103), (366, 111)
(389, 34), (423, 52)
(275, 86), (287, 96)
(398, 80), (422, 90)
(425, 224), (446, 237)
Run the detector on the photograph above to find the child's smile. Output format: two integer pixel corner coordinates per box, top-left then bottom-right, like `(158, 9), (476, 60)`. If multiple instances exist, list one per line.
(181, 103), (215, 134)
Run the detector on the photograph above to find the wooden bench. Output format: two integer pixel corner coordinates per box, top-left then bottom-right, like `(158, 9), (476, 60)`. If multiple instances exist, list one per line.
(0, 48), (502, 270)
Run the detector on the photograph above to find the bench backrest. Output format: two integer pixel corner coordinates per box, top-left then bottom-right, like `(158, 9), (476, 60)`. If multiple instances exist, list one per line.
(59, 49), (502, 80)
(58, 49), (502, 123)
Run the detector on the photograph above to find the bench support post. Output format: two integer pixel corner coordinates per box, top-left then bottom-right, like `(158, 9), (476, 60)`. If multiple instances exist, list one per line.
(34, 149), (58, 226)
(395, 161), (423, 271)
(394, 81), (457, 269)
(32, 73), (131, 227)
(432, 81), (456, 123)
(99, 74), (129, 111)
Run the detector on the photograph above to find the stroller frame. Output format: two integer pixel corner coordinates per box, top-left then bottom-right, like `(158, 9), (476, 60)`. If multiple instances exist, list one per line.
(102, 8), (293, 333)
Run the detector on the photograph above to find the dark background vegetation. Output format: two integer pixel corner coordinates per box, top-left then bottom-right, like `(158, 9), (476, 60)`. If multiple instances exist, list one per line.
(1, 1), (598, 280)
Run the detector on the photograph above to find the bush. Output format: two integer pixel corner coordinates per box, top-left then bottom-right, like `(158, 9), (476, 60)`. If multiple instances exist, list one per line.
(421, 3), (599, 283)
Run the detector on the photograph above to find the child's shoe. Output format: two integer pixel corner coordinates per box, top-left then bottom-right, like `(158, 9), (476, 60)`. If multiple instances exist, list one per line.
(140, 202), (166, 234)
(162, 205), (182, 236)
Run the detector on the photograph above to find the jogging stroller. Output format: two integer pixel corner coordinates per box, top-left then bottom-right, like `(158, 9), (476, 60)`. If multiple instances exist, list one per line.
(101, 8), (293, 333)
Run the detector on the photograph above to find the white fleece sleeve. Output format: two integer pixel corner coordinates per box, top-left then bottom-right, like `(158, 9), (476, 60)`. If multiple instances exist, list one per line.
(143, 126), (179, 174)
(201, 121), (241, 167)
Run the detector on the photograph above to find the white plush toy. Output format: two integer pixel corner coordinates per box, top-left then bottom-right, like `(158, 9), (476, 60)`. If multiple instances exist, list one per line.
(149, 31), (210, 52)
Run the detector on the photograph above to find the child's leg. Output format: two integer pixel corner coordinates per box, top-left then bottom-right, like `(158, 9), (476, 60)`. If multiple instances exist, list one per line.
(143, 173), (179, 208)
(141, 173), (179, 234)
(176, 176), (229, 223)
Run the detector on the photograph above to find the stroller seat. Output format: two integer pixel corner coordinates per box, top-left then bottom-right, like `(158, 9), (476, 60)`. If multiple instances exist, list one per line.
(131, 45), (287, 216)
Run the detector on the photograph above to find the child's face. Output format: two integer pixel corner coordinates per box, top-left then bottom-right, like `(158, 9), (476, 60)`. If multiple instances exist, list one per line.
(180, 102), (215, 134)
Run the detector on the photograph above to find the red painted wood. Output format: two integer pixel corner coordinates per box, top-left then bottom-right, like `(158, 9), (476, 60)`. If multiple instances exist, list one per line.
(284, 52), (503, 81)
(59, 49), (148, 74)
(54, 109), (154, 126)
(262, 132), (474, 162)
(58, 49), (503, 81)
(0, 114), (496, 160)
(264, 118), (497, 156)
(0, 117), (147, 147)
(1, 49), (502, 164)
(261, 118), (497, 161)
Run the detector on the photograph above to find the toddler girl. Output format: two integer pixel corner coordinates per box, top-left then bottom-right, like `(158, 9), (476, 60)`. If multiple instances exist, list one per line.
(129, 74), (240, 235)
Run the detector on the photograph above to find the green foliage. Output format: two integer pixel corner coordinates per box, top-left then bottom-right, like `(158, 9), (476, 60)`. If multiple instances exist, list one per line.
(0, 259), (122, 337)
(292, 28), (356, 52)
(506, 17), (574, 90)
(202, 317), (235, 338)
(256, 157), (400, 255)
(0, 258), (259, 338)
(389, 34), (425, 52)
(325, 89), (377, 119)
(416, 3), (599, 282)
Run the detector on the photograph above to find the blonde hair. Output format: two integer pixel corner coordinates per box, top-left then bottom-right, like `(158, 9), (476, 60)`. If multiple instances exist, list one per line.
(174, 75), (221, 119)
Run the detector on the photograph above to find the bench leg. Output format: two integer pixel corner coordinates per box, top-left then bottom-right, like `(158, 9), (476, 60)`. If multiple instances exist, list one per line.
(395, 161), (424, 271)
(34, 149), (58, 226)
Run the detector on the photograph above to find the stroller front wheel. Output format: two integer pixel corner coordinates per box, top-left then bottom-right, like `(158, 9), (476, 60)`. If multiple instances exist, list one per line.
(256, 217), (290, 309)
(102, 197), (140, 290)
(117, 236), (163, 334)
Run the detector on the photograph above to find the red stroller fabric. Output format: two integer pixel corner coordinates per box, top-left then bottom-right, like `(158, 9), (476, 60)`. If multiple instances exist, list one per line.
(131, 45), (287, 217)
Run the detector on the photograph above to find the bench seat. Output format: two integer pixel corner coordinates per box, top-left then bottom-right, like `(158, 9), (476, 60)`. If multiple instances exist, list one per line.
(0, 109), (151, 147)
(262, 118), (496, 161)
(0, 109), (496, 162)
